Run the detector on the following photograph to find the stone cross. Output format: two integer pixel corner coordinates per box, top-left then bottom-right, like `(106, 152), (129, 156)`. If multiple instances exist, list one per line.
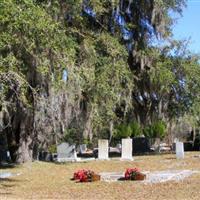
(98, 139), (109, 160)
(121, 138), (133, 161)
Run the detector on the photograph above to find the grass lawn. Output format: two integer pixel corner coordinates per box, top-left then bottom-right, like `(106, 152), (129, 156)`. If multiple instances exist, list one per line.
(1, 152), (200, 200)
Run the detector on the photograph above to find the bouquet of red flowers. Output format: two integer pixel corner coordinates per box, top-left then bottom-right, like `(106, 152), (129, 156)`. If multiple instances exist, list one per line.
(73, 169), (94, 182)
(125, 168), (141, 180)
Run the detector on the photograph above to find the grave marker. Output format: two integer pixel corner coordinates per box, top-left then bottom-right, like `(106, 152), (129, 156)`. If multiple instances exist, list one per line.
(121, 138), (133, 161)
(57, 142), (79, 162)
(176, 141), (184, 159)
(98, 139), (109, 160)
(79, 144), (87, 154)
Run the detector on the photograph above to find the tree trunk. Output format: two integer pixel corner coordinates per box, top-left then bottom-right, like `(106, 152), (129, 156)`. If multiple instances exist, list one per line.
(109, 120), (113, 144)
(83, 111), (93, 141)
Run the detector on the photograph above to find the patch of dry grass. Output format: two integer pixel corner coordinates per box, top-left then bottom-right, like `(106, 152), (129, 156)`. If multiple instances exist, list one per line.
(1, 152), (200, 200)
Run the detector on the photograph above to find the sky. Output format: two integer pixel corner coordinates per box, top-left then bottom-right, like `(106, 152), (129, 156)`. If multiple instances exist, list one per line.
(172, 0), (200, 54)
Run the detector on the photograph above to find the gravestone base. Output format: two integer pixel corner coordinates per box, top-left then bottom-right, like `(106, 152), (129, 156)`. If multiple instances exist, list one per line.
(57, 157), (81, 162)
(100, 172), (124, 182)
(98, 157), (110, 161)
(100, 170), (197, 183)
(120, 157), (134, 161)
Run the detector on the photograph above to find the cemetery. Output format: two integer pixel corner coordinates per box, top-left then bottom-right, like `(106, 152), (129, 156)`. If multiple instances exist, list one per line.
(1, 0), (200, 199)
(1, 136), (200, 199)
(1, 151), (200, 199)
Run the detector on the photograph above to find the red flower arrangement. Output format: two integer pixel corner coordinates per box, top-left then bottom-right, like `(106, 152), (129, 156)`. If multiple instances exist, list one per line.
(125, 168), (140, 180)
(124, 167), (146, 180)
(73, 169), (95, 182)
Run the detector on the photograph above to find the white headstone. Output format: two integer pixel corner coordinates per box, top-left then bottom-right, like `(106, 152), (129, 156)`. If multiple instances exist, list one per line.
(174, 138), (179, 143)
(80, 144), (87, 154)
(121, 138), (133, 161)
(98, 139), (109, 160)
(176, 141), (184, 159)
(7, 151), (10, 157)
(57, 142), (80, 162)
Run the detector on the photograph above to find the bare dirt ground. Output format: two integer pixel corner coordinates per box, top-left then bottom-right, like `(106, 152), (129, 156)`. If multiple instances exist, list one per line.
(0, 152), (200, 200)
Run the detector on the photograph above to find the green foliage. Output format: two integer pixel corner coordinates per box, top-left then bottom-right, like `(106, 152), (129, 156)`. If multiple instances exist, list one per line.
(143, 120), (167, 139)
(63, 128), (80, 145)
(78, 32), (133, 135)
(114, 121), (142, 139)
(152, 120), (167, 139)
(99, 128), (110, 140)
(113, 124), (132, 139)
(48, 144), (57, 154)
(143, 125), (154, 138)
(129, 122), (142, 137)
(82, 138), (93, 148)
(0, 0), (77, 109)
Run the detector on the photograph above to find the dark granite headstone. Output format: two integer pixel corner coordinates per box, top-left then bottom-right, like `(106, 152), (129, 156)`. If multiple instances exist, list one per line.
(0, 150), (7, 162)
(184, 142), (193, 151)
(38, 151), (53, 162)
(132, 137), (151, 154)
(193, 137), (200, 151)
(0, 133), (10, 163)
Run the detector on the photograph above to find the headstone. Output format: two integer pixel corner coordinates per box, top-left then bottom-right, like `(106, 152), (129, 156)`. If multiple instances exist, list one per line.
(0, 133), (10, 163)
(98, 139), (109, 160)
(193, 134), (200, 151)
(116, 143), (122, 153)
(132, 137), (151, 154)
(80, 144), (87, 154)
(174, 138), (179, 143)
(57, 142), (79, 162)
(0, 150), (6, 163)
(38, 151), (47, 161)
(184, 142), (193, 151)
(121, 138), (133, 161)
(176, 141), (184, 159)
(116, 143), (122, 149)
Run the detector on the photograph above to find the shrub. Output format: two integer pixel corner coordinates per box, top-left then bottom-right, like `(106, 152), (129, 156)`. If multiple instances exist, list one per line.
(152, 120), (166, 139)
(63, 128), (80, 144)
(129, 122), (142, 137)
(48, 144), (57, 154)
(83, 138), (93, 148)
(143, 125), (154, 138)
(113, 124), (132, 139)
(99, 128), (110, 140)
(143, 120), (166, 139)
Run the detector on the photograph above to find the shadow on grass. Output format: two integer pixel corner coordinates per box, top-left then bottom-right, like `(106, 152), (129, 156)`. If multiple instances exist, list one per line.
(0, 178), (23, 196)
(0, 177), (27, 196)
(0, 178), (22, 182)
(117, 177), (126, 181)
(133, 151), (174, 157)
(165, 157), (176, 160)
(1, 183), (17, 188)
(0, 178), (26, 187)
(0, 163), (17, 169)
(0, 192), (12, 195)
